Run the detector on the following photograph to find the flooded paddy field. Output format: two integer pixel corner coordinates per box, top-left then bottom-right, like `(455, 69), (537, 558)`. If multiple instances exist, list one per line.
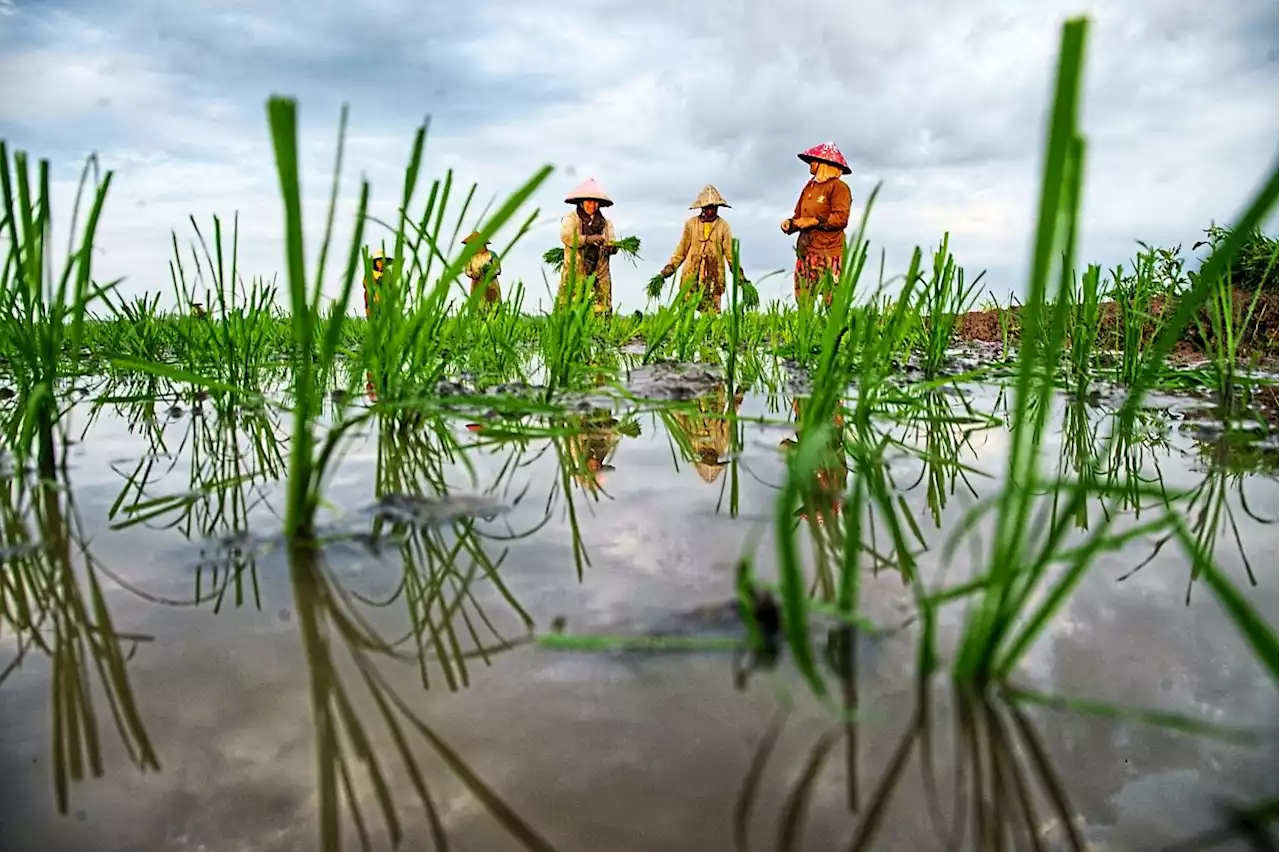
(0, 366), (1274, 852)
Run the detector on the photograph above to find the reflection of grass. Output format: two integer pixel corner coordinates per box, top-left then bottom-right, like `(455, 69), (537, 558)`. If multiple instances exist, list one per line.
(0, 473), (159, 813)
(370, 413), (536, 692)
(106, 393), (288, 612)
(1118, 460), (1274, 605)
(288, 543), (558, 851)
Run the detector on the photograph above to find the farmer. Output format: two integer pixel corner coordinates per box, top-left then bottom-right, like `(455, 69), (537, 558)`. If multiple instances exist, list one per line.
(461, 231), (501, 307)
(669, 383), (746, 484)
(559, 178), (618, 317)
(660, 185), (740, 314)
(363, 248), (390, 318)
(779, 397), (848, 527)
(780, 142), (853, 307)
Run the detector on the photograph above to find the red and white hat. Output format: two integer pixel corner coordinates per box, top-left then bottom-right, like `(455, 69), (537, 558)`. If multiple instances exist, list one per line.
(797, 141), (851, 175)
(565, 178), (614, 207)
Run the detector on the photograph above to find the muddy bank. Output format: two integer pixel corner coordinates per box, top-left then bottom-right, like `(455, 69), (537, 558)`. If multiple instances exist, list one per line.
(955, 287), (1280, 362)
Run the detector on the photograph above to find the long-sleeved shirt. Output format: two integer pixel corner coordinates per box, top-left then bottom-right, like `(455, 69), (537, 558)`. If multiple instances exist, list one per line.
(464, 248), (500, 282)
(784, 178), (852, 257)
(667, 215), (736, 292)
(559, 212), (616, 290)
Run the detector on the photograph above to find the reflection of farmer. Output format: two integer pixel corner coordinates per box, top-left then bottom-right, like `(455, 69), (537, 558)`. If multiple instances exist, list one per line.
(564, 410), (623, 495)
(363, 248), (390, 317)
(669, 384), (745, 483)
(660, 185), (742, 315)
(559, 178), (618, 317)
(780, 398), (848, 525)
(780, 142), (852, 307)
(462, 231), (502, 307)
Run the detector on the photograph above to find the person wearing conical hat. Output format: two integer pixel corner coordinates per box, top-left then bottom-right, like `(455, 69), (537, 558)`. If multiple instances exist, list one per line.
(363, 247), (391, 318)
(669, 383), (746, 484)
(559, 178), (618, 317)
(659, 184), (743, 315)
(461, 231), (501, 308)
(780, 142), (853, 308)
(779, 397), (848, 529)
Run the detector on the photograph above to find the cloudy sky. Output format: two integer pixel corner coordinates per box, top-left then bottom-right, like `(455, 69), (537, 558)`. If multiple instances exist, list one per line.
(0, 0), (1275, 313)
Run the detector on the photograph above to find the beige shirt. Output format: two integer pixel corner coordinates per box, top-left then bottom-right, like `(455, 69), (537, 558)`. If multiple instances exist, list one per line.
(667, 215), (736, 291)
(464, 248), (499, 281)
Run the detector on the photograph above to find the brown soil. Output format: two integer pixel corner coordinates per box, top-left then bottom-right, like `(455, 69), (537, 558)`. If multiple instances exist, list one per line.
(953, 288), (1279, 365)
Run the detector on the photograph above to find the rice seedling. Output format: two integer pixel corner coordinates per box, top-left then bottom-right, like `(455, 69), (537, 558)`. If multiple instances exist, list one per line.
(1188, 242), (1278, 410)
(917, 233), (985, 380)
(1106, 245), (1178, 387)
(0, 143), (116, 479)
(542, 234), (642, 274)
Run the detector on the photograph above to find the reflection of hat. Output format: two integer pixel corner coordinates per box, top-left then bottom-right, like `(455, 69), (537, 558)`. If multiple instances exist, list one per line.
(797, 141), (851, 175)
(690, 184), (730, 209)
(695, 462), (724, 483)
(565, 178), (614, 206)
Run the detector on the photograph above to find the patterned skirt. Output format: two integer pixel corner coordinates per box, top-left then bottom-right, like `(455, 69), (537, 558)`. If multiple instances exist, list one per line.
(793, 252), (842, 306)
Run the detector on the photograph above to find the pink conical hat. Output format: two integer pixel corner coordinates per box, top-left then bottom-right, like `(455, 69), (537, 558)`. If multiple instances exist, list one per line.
(798, 141), (851, 174)
(565, 177), (614, 206)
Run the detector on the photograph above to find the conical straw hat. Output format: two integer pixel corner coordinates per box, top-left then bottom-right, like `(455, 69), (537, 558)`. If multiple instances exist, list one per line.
(565, 178), (613, 206)
(690, 184), (730, 209)
(695, 461), (725, 483)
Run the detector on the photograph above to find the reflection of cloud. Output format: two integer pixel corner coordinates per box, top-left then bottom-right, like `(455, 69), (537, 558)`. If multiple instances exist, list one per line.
(0, 0), (1273, 311)
(1018, 533), (1279, 839)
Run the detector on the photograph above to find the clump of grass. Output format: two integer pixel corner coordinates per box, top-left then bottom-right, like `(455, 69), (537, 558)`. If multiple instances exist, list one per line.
(1108, 246), (1176, 385)
(917, 232), (984, 379)
(1195, 223), (1279, 293)
(0, 142), (116, 478)
(1064, 264), (1104, 395)
(645, 272), (666, 300)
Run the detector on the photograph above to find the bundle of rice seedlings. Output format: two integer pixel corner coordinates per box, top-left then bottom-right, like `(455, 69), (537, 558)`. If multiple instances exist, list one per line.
(646, 273), (667, 300)
(543, 236), (641, 274)
(740, 280), (760, 310)
(542, 246), (565, 273)
(614, 235), (642, 262)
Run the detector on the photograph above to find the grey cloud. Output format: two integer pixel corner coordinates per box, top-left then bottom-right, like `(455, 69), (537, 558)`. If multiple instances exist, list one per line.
(1, 0), (1274, 311)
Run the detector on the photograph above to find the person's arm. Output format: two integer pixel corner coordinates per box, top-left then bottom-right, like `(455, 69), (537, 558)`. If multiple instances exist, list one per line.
(662, 221), (692, 276)
(560, 214), (579, 248)
(815, 181), (852, 231)
(781, 194), (800, 234)
(719, 221), (737, 273)
(604, 220), (618, 254)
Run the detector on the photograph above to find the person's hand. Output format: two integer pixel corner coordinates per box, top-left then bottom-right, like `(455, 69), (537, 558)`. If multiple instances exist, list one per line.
(582, 234), (605, 245)
(779, 218), (793, 233)
(792, 216), (819, 229)
(660, 264), (675, 278)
